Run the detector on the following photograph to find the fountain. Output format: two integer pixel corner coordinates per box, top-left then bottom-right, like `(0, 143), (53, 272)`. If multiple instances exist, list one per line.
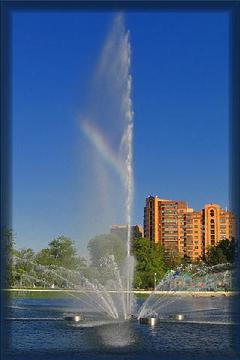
(5, 13), (239, 358)
(7, 15), (238, 348)
(12, 253), (136, 322)
(12, 253), (235, 327)
(9, 13), (237, 331)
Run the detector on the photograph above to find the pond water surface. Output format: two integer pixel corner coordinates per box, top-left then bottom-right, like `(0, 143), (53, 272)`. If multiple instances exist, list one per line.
(4, 296), (240, 360)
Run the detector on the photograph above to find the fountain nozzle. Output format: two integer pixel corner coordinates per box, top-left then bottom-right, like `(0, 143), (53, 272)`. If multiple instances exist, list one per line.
(64, 314), (82, 323)
(170, 314), (186, 321)
(139, 317), (159, 326)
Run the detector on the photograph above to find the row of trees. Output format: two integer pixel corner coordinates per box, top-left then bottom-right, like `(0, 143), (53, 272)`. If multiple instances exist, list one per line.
(133, 237), (236, 289)
(5, 230), (87, 288)
(5, 229), (236, 289)
(203, 238), (236, 266)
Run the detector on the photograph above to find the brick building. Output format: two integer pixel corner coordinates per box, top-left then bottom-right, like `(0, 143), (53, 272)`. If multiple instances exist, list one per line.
(144, 196), (237, 260)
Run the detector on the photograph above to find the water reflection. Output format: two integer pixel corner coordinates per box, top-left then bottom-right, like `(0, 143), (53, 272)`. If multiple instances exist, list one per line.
(96, 321), (137, 348)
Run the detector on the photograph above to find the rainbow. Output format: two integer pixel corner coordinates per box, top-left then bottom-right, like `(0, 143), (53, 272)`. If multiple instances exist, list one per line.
(81, 119), (126, 181)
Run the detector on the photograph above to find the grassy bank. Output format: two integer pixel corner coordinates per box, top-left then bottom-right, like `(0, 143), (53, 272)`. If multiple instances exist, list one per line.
(5, 290), (69, 299)
(4, 289), (236, 299)
(5, 289), (149, 299)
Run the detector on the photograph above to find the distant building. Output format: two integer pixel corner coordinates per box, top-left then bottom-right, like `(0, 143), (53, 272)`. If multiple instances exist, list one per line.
(144, 196), (237, 260)
(110, 224), (143, 241)
(132, 224), (144, 239)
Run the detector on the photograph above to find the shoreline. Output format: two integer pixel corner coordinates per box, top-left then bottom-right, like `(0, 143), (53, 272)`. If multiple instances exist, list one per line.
(3, 289), (237, 297)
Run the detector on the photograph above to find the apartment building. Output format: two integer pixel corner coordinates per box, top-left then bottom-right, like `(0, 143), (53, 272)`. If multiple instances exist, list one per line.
(144, 196), (237, 260)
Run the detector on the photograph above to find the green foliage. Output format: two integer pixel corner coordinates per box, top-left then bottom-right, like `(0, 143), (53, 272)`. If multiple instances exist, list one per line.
(205, 247), (226, 266)
(87, 233), (126, 267)
(5, 229), (16, 255)
(48, 236), (78, 269)
(11, 247), (37, 287)
(4, 229), (15, 287)
(132, 237), (166, 289)
(35, 248), (52, 266)
(36, 236), (86, 271)
(204, 239), (235, 266)
(6, 228), (236, 290)
(164, 249), (183, 270)
(7, 234), (88, 288)
(217, 239), (236, 263)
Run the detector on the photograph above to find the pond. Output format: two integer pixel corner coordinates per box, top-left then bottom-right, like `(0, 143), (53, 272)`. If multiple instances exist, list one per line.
(4, 296), (239, 360)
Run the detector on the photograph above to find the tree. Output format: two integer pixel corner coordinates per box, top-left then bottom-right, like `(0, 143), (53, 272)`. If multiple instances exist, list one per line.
(218, 239), (236, 263)
(5, 229), (16, 255)
(48, 236), (78, 269)
(35, 248), (52, 266)
(87, 233), (126, 267)
(205, 246), (227, 266)
(36, 236), (86, 271)
(132, 237), (166, 289)
(204, 239), (236, 266)
(4, 229), (16, 287)
(164, 249), (183, 270)
(4, 229), (40, 288)
(13, 248), (36, 287)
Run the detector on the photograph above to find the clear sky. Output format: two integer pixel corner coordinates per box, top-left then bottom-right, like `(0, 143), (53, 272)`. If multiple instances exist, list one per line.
(12, 10), (229, 254)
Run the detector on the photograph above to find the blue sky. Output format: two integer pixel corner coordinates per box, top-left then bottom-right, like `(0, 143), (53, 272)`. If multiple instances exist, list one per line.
(12, 10), (229, 254)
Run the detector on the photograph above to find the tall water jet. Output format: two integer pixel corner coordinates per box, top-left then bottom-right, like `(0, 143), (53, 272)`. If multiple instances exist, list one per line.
(79, 13), (134, 319)
(119, 24), (134, 318)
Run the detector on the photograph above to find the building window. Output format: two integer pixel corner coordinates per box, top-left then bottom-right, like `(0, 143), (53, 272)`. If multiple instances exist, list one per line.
(210, 210), (215, 217)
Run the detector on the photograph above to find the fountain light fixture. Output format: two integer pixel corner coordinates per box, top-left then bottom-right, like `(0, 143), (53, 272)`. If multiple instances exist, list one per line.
(170, 314), (186, 321)
(139, 317), (160, 326)
(64, 314), (82, 323)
